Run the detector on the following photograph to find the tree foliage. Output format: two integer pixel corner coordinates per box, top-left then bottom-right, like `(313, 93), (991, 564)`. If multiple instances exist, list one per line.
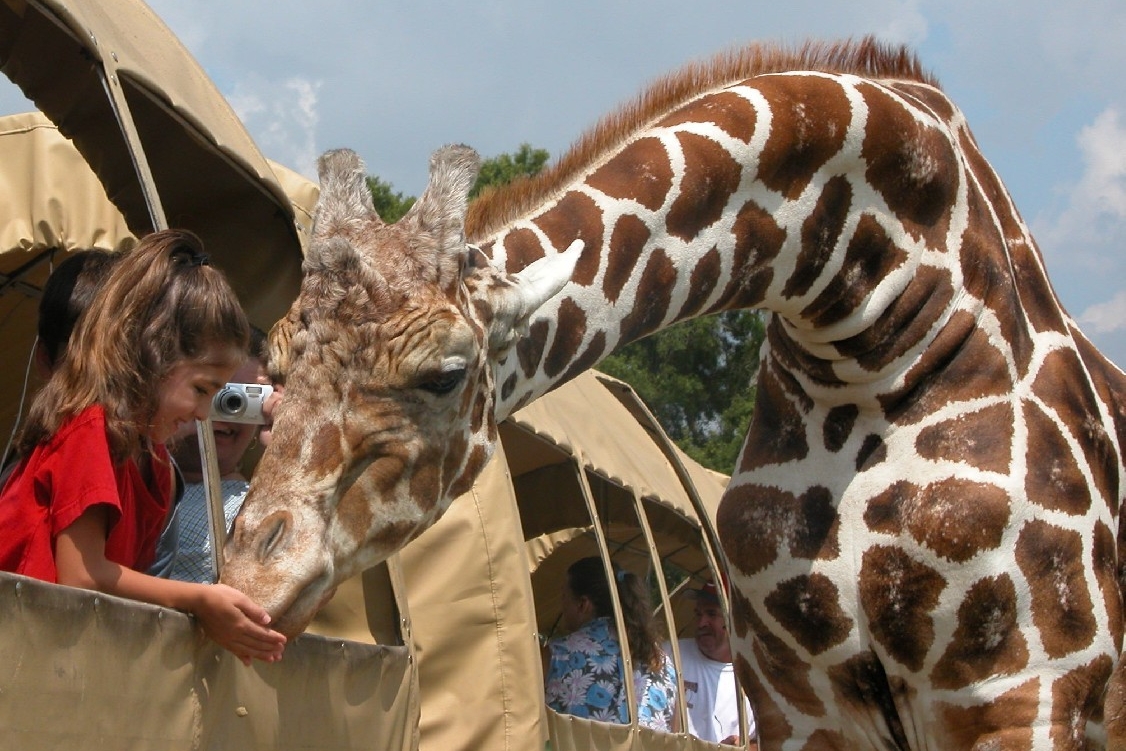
(366, 175), (415, 223)
(470, 143), (550, 199)
(598, 311), (765, 475)
(365, 145), (765, 474)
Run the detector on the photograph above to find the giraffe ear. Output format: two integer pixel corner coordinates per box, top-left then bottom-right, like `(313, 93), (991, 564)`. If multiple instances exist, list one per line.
(484, 239), (584, 352)
(401, 145), (480, 286)
(309, 149), (382, 263)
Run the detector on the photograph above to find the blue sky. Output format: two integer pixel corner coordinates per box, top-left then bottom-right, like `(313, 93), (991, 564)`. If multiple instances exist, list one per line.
(3, 0), (1124, 366)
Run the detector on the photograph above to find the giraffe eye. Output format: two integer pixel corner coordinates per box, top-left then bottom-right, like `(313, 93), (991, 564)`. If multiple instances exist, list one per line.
(417, 368), (466, 396)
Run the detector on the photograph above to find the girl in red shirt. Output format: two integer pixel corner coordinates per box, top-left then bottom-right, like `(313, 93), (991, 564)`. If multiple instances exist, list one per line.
(0, 229), (286, 665)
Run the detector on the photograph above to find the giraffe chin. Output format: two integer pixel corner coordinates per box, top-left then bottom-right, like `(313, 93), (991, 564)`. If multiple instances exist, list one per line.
(267, 574), (338, 638)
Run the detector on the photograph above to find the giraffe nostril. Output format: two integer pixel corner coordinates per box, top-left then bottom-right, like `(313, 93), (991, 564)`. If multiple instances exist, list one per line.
(257, 511), (291, 563)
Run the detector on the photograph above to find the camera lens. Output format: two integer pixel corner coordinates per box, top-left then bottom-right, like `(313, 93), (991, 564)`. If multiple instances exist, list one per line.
(215, 389), (247, 416)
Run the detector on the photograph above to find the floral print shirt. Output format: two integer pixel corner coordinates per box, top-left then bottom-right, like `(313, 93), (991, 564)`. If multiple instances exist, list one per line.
(545, 617), (628, 723)
(545, 616), (678, 731)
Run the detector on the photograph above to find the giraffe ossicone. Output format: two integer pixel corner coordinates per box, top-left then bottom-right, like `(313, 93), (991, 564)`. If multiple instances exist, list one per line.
(222, 37), (1126, 750)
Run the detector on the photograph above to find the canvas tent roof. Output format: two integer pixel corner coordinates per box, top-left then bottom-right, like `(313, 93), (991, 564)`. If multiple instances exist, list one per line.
(0, 0), (306, 324)
(0, 112), (312, 460)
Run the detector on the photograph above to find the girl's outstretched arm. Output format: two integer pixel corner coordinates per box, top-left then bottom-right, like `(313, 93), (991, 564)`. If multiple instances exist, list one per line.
(55, 506), (287, 665)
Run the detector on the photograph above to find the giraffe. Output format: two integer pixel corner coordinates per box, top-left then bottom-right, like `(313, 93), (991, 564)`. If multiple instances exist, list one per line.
(221, 38), (1126, 749)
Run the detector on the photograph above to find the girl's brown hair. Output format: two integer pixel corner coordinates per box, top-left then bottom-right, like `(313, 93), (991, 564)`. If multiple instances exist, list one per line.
(567, 556), (666, 673)
(18, 229), (250, 462)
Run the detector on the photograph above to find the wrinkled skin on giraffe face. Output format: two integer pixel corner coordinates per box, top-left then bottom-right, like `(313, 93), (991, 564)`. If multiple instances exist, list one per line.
(220, 146), (580, 635)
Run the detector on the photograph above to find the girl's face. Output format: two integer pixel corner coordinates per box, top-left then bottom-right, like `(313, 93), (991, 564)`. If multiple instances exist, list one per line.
(151, 354), (240, 444)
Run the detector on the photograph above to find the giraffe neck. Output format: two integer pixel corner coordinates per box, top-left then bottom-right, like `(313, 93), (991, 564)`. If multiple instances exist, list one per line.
(477, 69), (1028, 421)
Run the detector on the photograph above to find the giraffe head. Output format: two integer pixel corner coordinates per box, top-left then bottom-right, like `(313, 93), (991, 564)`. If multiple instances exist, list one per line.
(220, 146), (581, 635)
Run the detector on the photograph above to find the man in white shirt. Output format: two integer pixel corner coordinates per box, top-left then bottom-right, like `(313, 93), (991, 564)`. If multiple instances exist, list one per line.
(673, 581), (756, 746)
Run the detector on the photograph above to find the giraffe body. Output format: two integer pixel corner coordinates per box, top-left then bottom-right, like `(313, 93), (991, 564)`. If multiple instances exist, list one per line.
(223, 39), (1126, 749)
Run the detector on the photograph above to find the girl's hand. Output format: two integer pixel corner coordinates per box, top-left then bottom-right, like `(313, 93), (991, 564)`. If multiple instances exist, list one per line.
(191, 583), (287, 666)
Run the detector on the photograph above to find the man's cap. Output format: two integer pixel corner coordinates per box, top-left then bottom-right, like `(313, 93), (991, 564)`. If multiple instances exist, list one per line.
(687, 580), (721, 605)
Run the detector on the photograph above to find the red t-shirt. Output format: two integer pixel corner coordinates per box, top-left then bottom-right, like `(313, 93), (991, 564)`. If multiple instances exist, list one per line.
(0, 405), (173, 582)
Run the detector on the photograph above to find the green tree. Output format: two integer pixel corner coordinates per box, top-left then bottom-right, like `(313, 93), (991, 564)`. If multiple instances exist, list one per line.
(470, 143), (550, 198)
(599, 311), (765, 475)
(366, 175), (415, 223)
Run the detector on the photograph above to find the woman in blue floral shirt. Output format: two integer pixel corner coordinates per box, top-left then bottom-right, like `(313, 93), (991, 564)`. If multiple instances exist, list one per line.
(544, 557), (677, 730)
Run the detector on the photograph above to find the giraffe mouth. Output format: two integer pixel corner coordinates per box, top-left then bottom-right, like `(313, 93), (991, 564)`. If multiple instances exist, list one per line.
(270, 571), (337, 637)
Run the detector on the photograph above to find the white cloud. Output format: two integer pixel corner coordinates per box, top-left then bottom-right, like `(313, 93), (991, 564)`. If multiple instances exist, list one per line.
(1035, 107), (1126, 268)
(1079, 291), (1126, 335)
(229, 76), (322, 181)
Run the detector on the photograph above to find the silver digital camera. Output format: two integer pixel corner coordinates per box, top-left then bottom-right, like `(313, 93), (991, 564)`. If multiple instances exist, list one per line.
(210, 383), (274, 424)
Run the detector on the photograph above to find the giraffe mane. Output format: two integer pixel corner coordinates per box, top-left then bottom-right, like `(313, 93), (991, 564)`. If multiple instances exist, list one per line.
(466, 36), (936, 241)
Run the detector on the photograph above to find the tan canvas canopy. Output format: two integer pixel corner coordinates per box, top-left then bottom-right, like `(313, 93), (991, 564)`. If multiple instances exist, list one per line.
(0, 111), (311, 460)
(0, 0), (305, 326)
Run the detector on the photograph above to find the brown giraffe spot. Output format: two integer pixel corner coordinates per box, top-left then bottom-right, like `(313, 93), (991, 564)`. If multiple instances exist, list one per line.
(1074, 331), (1126, 468)
(718, 484), (839, 576)
(937, 677), (1038, 750)
(448, 443), (490, 499)
(543, 297), (589, 379)
(784, 175), (853, 301)
(735, 589), (825, 718)
(678, 246), (723, 321)
(766, 319), (846, 390)
(826, 651), (913, 749)
(739, 366), (811, 474)
(1011, 239), (1069, 337)
(1049, 655), (1114, 748)
(956, 202), (1037, 380)
(734, 654), (799, 748)
(1031, 347), (1119, 510)
(1092, 521), (1123, 642)
(915, 402), (1014, 475)
(1014, 519), (1097, 658)
(618, 248), (678, 344)
(766, 573), (853, 656)
(855, 434), (887, 471)
(755, 75), (851, 200)
(499, 372), (518, 403)
(557, 331), (607, 389)
(603, 214), (651, 304)
(586, 136), (673, 212)
(309, 420), (345, 471)
(726, 199), (787, 309)
(666, 132), (743, 242)
(837, 263), (951, 370)
(889, 81), (958, 123)
(881, 311), (1012, 425)
(516, 320), (549, 382)
(859, 546), (945, 671)
(863, 479), (1010, 563)
(797, 729), (852, 751)
(858, 80), (957, 242)
(498, 226), (548, 274)
(1023, 400), (1094, 516)
(930, 574), (1030, 690)
(534, 191), (605, 286)
(411, 455), (442, 513)
(660, 90), (759, 143)
(823, 404), (859, 453)
(801, 212), (914, 332)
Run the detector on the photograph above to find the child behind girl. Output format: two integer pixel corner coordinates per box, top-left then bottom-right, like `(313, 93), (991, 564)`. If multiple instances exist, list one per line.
(0, 229), (286, 665)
